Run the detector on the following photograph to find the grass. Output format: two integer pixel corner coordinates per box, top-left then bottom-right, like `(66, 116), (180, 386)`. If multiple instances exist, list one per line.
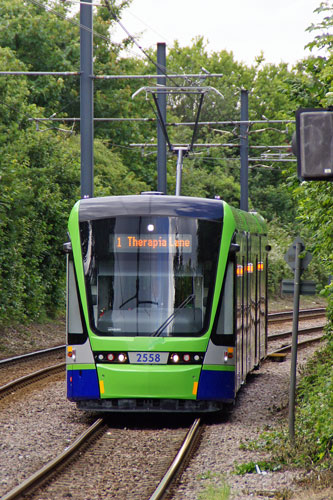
(198, 480), (231, 500)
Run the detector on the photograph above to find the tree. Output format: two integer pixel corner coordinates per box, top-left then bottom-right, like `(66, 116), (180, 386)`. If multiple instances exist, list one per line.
(0, 43), (147, 325)
(292, 1), (333, 322)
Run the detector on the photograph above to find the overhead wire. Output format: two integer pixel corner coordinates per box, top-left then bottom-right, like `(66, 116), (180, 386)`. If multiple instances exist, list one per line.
(22, 0), (293, 165)
(25, 0), (232, 146)
(26, 0), (121, 46)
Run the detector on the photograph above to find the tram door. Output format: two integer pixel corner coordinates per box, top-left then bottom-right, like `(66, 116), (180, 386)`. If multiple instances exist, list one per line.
(235, 232), (246, 390)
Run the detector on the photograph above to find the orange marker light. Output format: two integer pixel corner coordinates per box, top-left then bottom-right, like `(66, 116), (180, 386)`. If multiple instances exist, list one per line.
(257, 261), (264, 271)
(237, 265), (244, 277)
(228, 348), (234, 359)
(247, 263), (254, 274)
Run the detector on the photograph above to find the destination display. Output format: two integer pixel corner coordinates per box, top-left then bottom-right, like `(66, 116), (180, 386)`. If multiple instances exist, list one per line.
(110, 234), (193, 253)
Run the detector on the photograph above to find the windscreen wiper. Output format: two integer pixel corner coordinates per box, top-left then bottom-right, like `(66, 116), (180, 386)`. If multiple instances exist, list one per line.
(153, 294), (195, 337)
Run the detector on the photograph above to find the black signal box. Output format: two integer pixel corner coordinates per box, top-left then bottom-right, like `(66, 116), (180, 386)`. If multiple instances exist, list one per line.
(295, 108), (333, 181)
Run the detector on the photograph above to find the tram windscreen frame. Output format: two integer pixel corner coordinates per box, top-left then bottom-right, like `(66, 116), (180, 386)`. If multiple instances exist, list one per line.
(80, 215), (222, 337)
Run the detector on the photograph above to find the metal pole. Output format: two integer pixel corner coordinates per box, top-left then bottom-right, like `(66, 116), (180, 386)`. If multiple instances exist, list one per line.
(240, 89), (249, 211)
(288, 241), (302, 442)
(157, 43), (167, 194)
(80, 0), (94, 198)
(175, 148), (187, 196)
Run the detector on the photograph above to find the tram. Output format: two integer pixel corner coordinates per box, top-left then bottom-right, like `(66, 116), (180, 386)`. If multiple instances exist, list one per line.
(65, 193), (268, 412)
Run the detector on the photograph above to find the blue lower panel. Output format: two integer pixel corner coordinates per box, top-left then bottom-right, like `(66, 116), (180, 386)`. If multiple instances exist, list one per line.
(67, 369), (100, 400)
(197, 369), (235, 401)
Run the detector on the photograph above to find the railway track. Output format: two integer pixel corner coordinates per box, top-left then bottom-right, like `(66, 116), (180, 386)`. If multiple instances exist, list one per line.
(268, 307), (326, 323)
(1, 417), (202, 500)
(267, 308), (326, 358)
(0, 362), (65, 400)
(0, 346), (65, 388)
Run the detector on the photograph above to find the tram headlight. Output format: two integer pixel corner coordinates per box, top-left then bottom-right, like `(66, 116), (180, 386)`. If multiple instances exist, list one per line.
(118, 353), (127, 363)
(170, 353), (180, 363)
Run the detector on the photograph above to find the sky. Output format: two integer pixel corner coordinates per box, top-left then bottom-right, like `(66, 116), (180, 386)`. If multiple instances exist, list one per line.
(111, 0), (325, 66)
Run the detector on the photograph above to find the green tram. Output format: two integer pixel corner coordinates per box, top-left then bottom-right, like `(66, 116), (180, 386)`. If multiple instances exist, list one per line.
(65, 193), (268, 412)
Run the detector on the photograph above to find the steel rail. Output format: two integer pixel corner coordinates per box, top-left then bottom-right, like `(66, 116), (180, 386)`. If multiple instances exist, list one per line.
(0, 419), (104, 500)
(0, 345), (65, 366)
(0, 362), (65, 397)
(268, 308), (326, 322)
(149, 418), (202, 500)
(268, 325), (325, 341)
(267, 334), (324, 357)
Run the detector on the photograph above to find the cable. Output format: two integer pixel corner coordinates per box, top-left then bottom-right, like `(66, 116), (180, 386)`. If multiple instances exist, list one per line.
(26, 0), (121, 46)
(102, 0), (215, 94)
(123, 8), (170, 45)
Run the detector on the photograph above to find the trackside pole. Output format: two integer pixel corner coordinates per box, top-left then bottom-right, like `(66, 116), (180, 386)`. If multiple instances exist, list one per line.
(80, 0), (94, 199)
(157, 43), (167, 194)
(240, 89), (249, 212)
(288, 241), (302, 442)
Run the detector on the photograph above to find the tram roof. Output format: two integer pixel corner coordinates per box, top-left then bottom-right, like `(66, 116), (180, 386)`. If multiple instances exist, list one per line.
(77, 195), (224, 222)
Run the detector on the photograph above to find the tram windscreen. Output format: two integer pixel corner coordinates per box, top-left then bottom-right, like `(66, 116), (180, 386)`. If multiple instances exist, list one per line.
(80, 216), (222, 337)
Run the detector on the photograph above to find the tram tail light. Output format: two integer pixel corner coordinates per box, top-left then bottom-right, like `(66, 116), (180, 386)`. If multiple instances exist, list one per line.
(183, 354), (191, 362)
(224, 348), (234, 363)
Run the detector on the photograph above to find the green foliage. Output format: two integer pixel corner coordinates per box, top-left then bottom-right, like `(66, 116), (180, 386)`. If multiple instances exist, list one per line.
(295, 174), (333, 275)
(306, 1), (333, 53)
(266, 223), (292, 294)
(295, 338), (333, 462)
(0, 129), (80, 323)
(234, 460), (281, 475)
(198, 482), (230, 500)
(0, 126), (147, 324)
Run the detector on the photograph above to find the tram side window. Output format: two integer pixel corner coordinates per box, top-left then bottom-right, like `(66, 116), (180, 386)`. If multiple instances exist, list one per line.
(216, 261), (234, 336)
(67, 257), (83, 335)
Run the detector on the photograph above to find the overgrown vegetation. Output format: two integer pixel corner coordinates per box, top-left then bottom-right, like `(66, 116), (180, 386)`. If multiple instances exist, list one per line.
(238, 315), (332, 486)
